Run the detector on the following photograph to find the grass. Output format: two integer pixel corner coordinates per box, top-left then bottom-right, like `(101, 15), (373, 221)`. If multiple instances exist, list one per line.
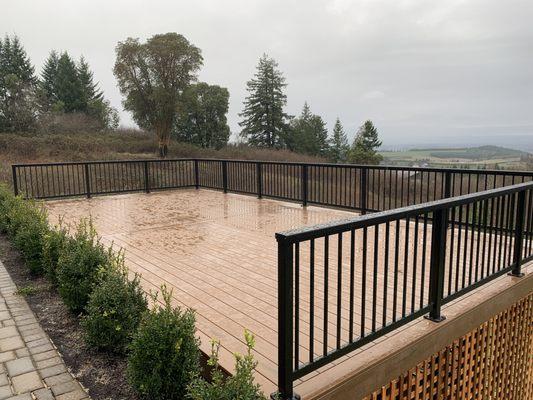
(15, 285), (39, 296)
(0, 130), (326, 186)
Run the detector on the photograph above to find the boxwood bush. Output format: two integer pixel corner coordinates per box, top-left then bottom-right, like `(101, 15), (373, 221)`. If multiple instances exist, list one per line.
(56, 218), (113, 313)
(127, 286), (200, 400)
(187, 330), (266, 400)
(0, 186), (48, 275)
(42, 221), (70, 286)
(11, 201), (49, 275)
(0, 184), (15, 232)
(82, 262), (147, 353)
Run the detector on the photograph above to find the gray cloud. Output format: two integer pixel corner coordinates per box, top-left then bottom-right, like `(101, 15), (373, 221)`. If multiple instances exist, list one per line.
(3, 0), (532, 148)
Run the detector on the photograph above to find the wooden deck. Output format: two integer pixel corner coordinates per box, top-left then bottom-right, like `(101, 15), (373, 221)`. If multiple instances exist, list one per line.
(44, 189), (532, 398)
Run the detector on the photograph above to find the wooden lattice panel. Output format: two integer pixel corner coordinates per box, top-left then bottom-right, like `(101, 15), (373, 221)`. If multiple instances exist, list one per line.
(363, 293), (533, 400)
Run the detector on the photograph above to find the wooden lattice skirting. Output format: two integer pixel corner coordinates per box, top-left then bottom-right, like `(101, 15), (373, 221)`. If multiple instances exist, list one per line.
(363, 293), (533, 400)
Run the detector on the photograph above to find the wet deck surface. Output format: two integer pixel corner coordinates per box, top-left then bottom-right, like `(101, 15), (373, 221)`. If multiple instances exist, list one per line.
(44, 189), (531, 397)
(45, 189), (361, 393)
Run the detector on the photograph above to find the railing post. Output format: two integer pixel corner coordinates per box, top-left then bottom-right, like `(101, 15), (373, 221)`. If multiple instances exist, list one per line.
(425, 208), (448, 322)
(509, 190), (526, 277)
(272, 236), (299, 400)
(11, 165), (18, 196)
(194, 159), (199, 189)
(257, 162), (263, 199)
(360, 167), (368, 214)
(84, 163), (91, 199)
(144, 161), (150, 193)
(301, 165), (308, 206)
(222, 161), (228, 193)
(444, 171), (452, 198)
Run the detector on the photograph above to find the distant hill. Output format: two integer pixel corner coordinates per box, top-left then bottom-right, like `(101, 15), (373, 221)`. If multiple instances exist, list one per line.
(379, 145), (531, 170)
(410, 145), (529, 160)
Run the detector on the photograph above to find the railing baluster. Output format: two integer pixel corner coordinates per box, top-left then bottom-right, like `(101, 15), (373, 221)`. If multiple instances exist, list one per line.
(84, 163), (91, 198)
(302, 165), (308, 206)
(144, 161), (150, 193)
(360, 167), (368, 214)
(12, 165), (18, 196)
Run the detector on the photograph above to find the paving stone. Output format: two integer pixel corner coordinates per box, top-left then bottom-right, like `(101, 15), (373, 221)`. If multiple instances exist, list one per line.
(55, 390), (88, 400)
(32, 388), (55, 400)
(36, 356), (62, 369)
(0, 374), (7, 386)
(6, 357), (35, 377)
(28, 343), (55, 355)
(32, 350), (57, 362)
(51, 381), (80, 396)
(44, 372), (72, 387)
(11, 370), (43, 393)
(40, 364), (67, 379)
(14, 348), (29, 358)
(0, 351), (15, 363)
(0, 385), (11, 399)
(0, 335), (24, 351)
(6, 394), (32, 400)
(0, 326), (18, 340)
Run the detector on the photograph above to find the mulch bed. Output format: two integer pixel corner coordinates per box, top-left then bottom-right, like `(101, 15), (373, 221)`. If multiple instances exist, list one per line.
(0, 234), (139, 400)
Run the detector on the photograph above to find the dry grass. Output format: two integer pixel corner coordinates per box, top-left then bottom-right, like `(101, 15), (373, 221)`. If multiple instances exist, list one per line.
(0, 131), (326, 186)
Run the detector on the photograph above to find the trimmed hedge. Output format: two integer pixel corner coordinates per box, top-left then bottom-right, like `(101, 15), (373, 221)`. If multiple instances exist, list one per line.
(82, 263), (147, 353)
(42, 222), (70, 286)
(56, 219), (114, 313)
(127, 287), (200, 400)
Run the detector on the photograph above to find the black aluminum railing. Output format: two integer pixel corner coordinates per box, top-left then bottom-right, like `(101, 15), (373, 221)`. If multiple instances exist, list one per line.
(12, 159), (533, 209)
(274, 181), (533, 399)
(11, 159), (533, 399)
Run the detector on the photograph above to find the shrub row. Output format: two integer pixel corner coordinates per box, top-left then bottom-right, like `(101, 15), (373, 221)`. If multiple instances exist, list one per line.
(0, 184), (266, 399)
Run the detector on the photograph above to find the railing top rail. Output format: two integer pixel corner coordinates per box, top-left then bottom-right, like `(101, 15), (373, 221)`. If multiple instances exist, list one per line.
(12, 158), (533, 177)
(276, 180), (533, 243)
(11, 158), (196, 167)
(190, 158), (533, 176)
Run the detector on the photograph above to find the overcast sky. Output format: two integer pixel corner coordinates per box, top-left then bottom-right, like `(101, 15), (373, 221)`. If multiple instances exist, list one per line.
(3, 0), (533, 148)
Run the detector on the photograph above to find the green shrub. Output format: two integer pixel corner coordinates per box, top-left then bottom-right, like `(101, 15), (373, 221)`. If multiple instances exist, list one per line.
(127, 286), (200, 400)
(0, 185), (48, 275)
(3, 194), (49, 275)
(42, 221), (70, 286)
(0, 184), (15, 232)
(82, 263), (147, 353)
(187, 330), (266, 400)
(56, 219), (113, 313)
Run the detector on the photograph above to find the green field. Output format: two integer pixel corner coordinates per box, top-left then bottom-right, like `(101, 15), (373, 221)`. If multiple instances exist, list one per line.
(379, 145), (531, 170)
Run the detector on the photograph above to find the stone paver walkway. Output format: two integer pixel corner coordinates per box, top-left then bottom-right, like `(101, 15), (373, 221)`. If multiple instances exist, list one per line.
(0, 260), (88, 400)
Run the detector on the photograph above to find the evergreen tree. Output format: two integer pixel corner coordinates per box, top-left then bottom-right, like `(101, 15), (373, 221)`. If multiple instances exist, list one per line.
(175, 82), (230, 149)
(348, 120), (383, 165)
(0, 35), (37, 131)
(40, 50), (59, 104)
(78, 56), (103, 104)
(54, 52), (85, 113)
(239, 54), (290, 148)
(328, 117), (349, 162)
(287, 102), (329, 156)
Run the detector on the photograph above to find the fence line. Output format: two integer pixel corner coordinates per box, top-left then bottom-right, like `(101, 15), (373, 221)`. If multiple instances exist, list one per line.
(12, 159), (533, 211)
